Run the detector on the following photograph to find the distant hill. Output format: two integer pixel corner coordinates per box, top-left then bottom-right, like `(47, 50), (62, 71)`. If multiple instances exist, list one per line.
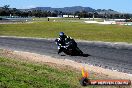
(96, 9), (120, 14)
(30, 6), (120, 14)
(31, 6), (95, 13)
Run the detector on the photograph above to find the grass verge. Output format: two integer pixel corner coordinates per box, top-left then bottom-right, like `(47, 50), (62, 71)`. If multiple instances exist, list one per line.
(0, 50), (130, 88)
(0, 22), (132, 43)
(0, 57), (83, 88)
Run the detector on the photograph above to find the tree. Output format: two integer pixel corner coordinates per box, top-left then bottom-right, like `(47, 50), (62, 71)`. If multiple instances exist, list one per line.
(11, 8), (21, 16)
(2, 5), (10, 10)
(1, 5), (10, 16)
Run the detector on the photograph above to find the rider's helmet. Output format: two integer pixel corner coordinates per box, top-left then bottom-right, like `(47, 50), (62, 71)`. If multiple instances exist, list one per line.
(59, 32), (65, 38)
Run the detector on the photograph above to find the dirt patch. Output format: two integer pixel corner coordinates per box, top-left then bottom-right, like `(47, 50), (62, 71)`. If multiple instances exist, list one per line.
(0, 49), (132, 81)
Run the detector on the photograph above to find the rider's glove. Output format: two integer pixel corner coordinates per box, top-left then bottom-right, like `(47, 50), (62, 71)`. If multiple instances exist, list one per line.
(63, 46), (66, 48)
(58, 46), (60, 49)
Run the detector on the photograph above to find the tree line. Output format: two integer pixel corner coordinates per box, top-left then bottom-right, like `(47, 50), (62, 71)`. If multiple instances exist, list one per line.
(0, 5), (132, 19)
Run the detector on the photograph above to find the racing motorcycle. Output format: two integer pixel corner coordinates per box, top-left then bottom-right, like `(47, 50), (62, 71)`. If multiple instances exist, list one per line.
(55, 39), (84, 56)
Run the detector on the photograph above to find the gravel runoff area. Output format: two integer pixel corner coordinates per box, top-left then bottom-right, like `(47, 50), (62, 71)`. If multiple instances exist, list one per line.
(0, 49), (132, 81)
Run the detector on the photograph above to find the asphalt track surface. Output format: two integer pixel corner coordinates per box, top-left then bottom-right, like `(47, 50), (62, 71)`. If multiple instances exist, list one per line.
(0, 37), (132, 74)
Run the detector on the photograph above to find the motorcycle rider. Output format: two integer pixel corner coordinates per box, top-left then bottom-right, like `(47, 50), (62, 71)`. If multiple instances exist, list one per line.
(55, 32), (74, 54)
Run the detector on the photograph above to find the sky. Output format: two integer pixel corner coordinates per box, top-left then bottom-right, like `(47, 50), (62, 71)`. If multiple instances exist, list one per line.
(0, 0), (131, 13)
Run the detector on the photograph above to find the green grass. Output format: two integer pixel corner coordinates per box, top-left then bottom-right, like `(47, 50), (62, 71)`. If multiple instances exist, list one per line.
(0, 22), (132, 43)
(0, 57), (83, 88)
(0, 56), (129, 88)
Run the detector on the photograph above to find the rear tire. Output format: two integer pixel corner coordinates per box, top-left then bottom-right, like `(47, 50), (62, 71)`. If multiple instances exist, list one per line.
(75, 47), (83, 55)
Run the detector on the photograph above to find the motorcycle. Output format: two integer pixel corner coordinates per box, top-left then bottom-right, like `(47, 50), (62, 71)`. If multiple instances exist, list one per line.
(55, 39), (84, 56)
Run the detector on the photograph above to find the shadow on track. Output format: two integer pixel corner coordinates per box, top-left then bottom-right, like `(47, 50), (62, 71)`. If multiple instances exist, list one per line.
(60, 53), (91, 57)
